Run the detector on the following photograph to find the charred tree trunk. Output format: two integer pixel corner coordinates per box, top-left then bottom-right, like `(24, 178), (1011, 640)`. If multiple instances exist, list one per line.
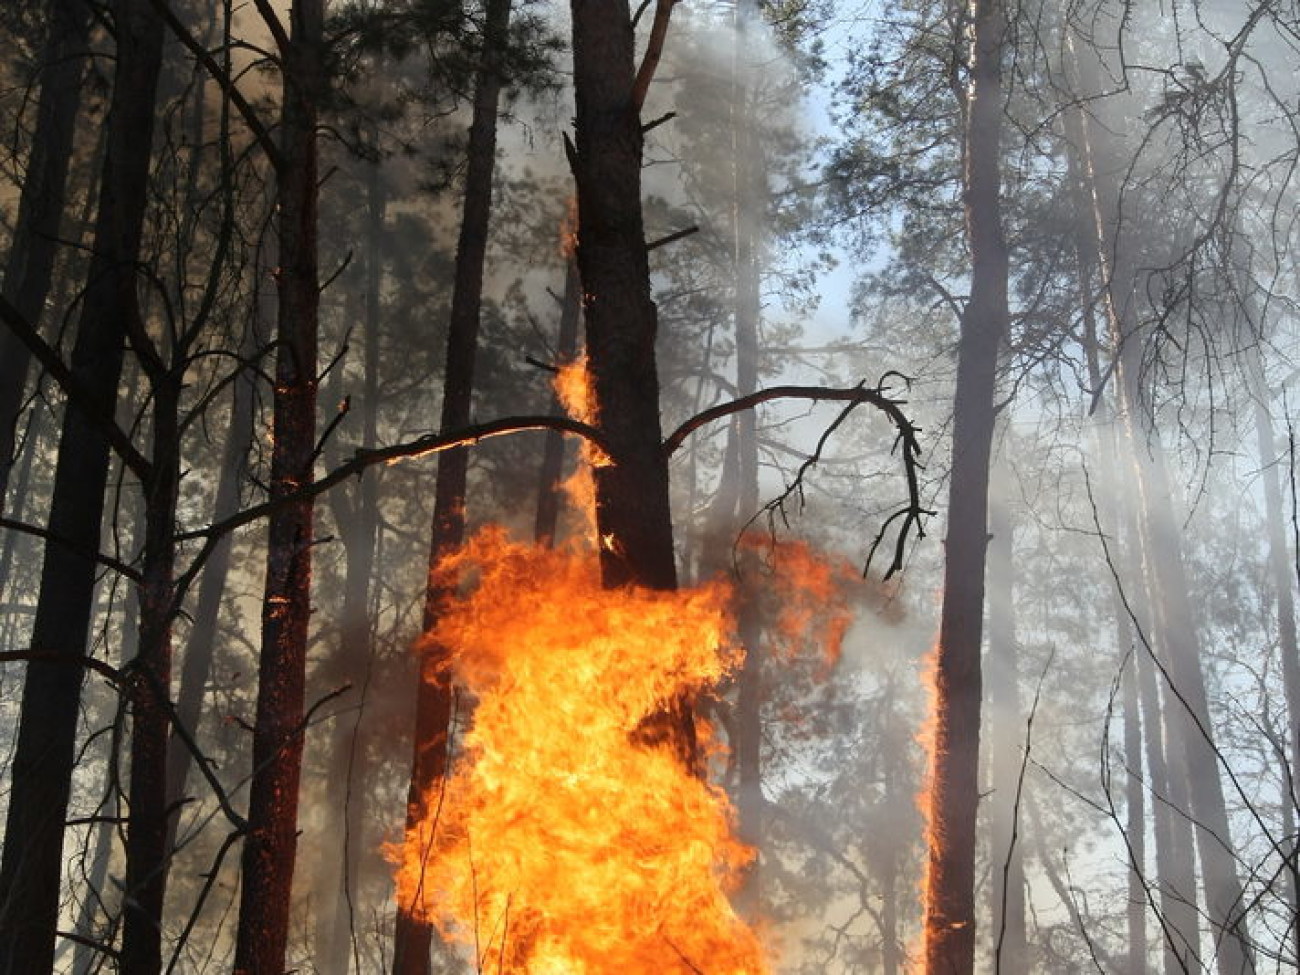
(0, 0), (92, 513)
(0, 0), (164, 969)
(232, 0), (324, 970)
(569, 0), (677, 593)
(922, 0), (1008, 969)
(393, 2), (511, 969)
(1069, 128), (1148, 974)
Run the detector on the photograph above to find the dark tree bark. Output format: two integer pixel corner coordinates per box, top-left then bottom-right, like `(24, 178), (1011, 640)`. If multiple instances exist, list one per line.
(120, 359), (183, 975)
(569, 0), (677, 593)
(392, 1), (512, 970)
(0, 0), (165, 970)
(0, 0), (92, 514)
(921, 0), (1008, 969)
(232, 0), (325, 970)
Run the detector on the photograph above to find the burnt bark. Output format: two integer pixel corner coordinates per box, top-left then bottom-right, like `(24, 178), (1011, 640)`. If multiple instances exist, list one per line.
(232, 0), (325, 970)
(0, 0), (164, 969)
(922, 0), (1008, 969)
(569, 0), (676, 593)
(393, 1), (512, 969)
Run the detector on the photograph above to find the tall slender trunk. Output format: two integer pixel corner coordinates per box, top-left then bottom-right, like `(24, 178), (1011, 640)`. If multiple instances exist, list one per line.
(0, 0), (164, 970)
(392, 2), (511, 969)
(986, 488), (1025, 972)
(315, 165), (385, 975)
(120, 369), (183, 975)
(922, 0), (1008, 969)
(1242, 313), (1300, 971)
(729, 0), (764, 907)
(0, 0), (92, 512)
(1070, 129), (1148, 974)
(233, 1), (324, 970)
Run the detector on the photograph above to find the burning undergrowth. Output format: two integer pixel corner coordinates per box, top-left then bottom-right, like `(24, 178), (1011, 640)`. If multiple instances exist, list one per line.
(391, 526), (767, 974)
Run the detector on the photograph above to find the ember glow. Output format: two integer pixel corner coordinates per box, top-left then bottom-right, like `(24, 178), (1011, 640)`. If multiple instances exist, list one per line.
(391, 527), (770, 974)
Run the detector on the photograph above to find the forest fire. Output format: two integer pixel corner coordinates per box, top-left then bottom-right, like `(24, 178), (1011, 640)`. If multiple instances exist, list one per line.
(391, 527), (770, 974)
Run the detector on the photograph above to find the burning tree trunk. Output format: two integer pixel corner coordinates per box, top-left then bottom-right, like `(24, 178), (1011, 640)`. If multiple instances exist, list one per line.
(921, 0), (1009, 969)
(569, 0), (678, 594)
(232, 0), (324, 970)
(0, 0), (91, 514)
(0, 0), (164, 968)
(393, 1), (512, 969)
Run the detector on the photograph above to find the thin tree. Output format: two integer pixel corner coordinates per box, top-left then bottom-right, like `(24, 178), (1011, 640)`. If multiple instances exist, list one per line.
(232, 0), (326, 969)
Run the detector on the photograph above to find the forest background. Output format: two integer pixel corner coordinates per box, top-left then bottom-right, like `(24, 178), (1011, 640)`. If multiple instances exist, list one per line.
(0, 0), (1298, 972)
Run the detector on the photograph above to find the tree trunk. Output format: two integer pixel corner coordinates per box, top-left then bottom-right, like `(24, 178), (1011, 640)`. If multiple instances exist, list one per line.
(0, 0), (92, 512)
(315, 164), (385, 975)
(1243, 312), (1300, 972)
(120, 367), (183, 975)
(0, 0), (164, 969)
(392, 2), (511, 970)
(569, 0), (677, 594)
(729, 0), (765, 910)
(922, 0), (1008, 969)
(986, 488), (1026, 972)
(232, 0), (324, 970)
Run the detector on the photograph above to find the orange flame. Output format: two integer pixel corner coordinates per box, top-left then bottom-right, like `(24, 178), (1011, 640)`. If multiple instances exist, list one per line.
(913, 643), (940, 963)
(741, 535), (855, 670)
(552, 355), (605, 537)
(559, 195), (579, 260)
(391, 527), (769, 974)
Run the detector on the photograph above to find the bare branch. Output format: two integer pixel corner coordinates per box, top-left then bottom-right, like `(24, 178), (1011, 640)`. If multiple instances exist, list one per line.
(0, 295), (152, 480)
(632, 0), (679, 112)
(147, 0), (283, 168)
(0, 517), (143, 583)
(663, 381), (930, 578)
